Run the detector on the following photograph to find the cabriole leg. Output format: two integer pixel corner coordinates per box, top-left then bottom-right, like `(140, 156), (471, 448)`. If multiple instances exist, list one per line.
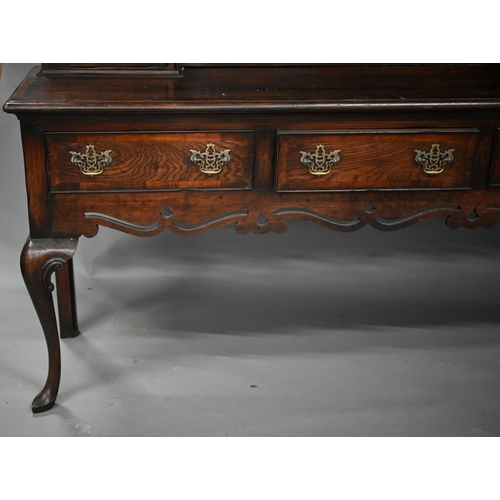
(20, 237), (78, 413)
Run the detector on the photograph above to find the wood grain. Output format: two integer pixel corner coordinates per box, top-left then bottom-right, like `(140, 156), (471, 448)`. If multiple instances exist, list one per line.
(5, 63), (500, 413)
(277, 130), (479, 190)
(46, 132), (253, 191)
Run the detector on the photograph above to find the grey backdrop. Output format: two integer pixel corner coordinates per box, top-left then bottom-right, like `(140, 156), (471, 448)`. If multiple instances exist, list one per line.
(1, 63), (499, 436)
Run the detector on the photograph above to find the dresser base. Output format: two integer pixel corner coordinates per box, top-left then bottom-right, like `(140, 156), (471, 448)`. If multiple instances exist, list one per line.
(5, 63), (500, 414)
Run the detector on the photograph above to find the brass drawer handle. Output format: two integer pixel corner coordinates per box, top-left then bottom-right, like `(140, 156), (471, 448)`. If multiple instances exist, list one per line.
(300, 144), (341, 176)
(190, 143), (231, 175)
(70, 144), (112, 177)
(414, 143), (455, 175)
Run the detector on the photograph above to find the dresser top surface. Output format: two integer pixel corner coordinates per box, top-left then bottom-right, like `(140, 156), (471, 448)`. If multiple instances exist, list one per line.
(4, 64), (500, 115)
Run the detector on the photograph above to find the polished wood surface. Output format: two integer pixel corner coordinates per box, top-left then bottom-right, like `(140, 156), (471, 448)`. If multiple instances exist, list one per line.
(276, 130), (479, 190)
(47, 131), (253, 191)
(5, 64), (500, 113)
(20, 238), (78, 413)
(4, 63), (500, 412)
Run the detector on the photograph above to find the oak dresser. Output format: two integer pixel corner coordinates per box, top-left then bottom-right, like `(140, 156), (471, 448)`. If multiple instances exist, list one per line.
(4, 63), (500, 413)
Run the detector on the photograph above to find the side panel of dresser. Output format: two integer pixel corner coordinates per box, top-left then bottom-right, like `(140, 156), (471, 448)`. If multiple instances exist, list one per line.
(20, 122), (51, 238)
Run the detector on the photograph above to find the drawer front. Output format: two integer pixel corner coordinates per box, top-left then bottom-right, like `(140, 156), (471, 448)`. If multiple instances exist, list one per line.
(276, 130), (479, 191)
(46, 131), (253, 191)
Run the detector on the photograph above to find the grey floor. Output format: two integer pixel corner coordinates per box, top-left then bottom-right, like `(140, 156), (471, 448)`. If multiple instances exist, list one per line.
(1, 64), (500, 437)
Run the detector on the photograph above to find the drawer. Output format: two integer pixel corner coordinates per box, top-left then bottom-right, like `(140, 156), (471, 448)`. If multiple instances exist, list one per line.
(46, 131), (253, 191)
(276, 130), (479, 191)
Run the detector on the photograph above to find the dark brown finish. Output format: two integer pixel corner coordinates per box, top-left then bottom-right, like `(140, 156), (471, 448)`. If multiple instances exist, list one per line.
(46, 131), (253, 191)
(20, 238), (78, 413)
(276, 130), (479, 190)
(489, 129), (500, 186)
(56, 258), (80, 339)
(40, 63), (181, 77)
(4, 63), (500, 412)
(6, 65), (500, 114)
